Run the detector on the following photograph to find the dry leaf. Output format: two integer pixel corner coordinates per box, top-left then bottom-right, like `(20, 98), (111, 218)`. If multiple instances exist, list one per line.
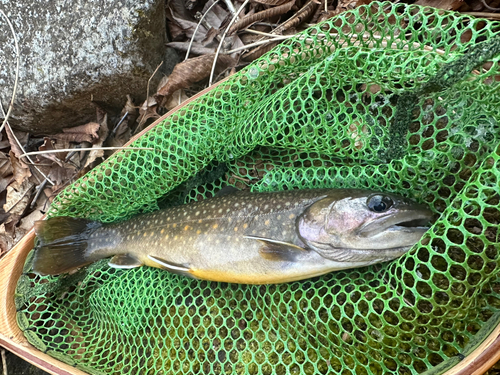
(414, 0), (464, 10)
(251, 0), (291, 6)
(38, 138), (66, 167)
(0, 152), (12, 179)
(156, 54), (236, 104)
(228, 1), (295, 35)
(53, 122), (100, 143)
(48, 162), (77, 187)
(201, 27), (220, 45)
(9, 151), (31, 187)
(5, 124), (26, 158)
(15, 208), (45, 242)
(164, 90), (190, 111)
(136, 96), (160, 132)
(0, 152), (13, 193)
(84, 114), (109, 169)
(3, 179), (33, 216)
(0, 132), (10, 149)
(0, 223), (12, 255)
(167, 42), (216, 56)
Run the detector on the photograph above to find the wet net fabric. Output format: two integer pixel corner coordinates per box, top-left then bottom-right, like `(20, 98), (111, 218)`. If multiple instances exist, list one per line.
(15, 3), (500, 374)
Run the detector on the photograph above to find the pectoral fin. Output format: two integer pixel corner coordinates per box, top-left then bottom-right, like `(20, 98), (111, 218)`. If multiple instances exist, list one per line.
(147, 255), (194, 277)
(108, 254), (143, 269)
(243, 235), (307, 261)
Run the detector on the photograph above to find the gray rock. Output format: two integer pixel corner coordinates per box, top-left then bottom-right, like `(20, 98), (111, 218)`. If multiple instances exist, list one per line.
(0, 0), (178, 134)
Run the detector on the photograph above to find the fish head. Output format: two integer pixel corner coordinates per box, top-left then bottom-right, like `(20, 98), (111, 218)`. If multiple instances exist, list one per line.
(297, 190), (433, 262)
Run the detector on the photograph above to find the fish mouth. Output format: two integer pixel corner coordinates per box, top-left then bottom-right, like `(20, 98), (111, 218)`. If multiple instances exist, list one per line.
(357, 209), (433, 238)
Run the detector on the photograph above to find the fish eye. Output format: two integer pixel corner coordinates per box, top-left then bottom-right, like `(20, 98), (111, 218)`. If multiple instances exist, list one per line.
(367, 195), (394, 213)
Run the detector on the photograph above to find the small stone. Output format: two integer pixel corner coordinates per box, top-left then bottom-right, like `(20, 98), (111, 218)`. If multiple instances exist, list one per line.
(0, 0), (178, 133)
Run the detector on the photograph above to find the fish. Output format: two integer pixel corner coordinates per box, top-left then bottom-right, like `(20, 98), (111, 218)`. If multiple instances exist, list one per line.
(32, 188), (432, 284)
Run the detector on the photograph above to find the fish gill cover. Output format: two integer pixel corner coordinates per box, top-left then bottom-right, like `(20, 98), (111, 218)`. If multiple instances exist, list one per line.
(14, 2), (500, 374)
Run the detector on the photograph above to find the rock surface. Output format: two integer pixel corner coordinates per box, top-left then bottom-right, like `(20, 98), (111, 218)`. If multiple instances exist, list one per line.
(0, 0), (177, 134)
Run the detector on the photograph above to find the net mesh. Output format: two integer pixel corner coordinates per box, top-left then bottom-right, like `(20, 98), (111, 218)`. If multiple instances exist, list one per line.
(15, 2), (500, 374)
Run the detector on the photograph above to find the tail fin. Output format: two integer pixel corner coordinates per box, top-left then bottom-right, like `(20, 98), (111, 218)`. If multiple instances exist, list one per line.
(32, 217), (102, 275)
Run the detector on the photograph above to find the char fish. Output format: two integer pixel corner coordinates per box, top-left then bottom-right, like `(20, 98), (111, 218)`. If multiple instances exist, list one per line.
(32, 189), (432, 284)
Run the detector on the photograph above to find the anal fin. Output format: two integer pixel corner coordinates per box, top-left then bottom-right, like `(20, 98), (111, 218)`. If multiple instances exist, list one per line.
(147, 255), (193, 277)
(243, 235), (307, 261)
(108, 254), (143, 269)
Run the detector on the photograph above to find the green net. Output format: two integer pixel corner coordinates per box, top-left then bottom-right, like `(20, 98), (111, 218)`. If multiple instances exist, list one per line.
(15, 2), (500, 374)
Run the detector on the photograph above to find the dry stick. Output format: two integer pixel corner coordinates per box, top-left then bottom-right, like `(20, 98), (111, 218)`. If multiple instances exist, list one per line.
(31, 179), (48, 209)
(481, 0), (500, 11)
(110, 111), (129, 137)
(464, 11), (500, 19)
(0, 105), (55, 186)
(136, 61), (163, 131)
(227, 30), (448, 55)
(226, 35), (291, 53)
(209, 0), (251, 86)
(185, 0), (221, 60)
(19, 146), (155, 160)
(0, 10), (20, 135)
(1, 348), (6, 375)
(228, 1), (295, 35)
(223, 0), (238, 18)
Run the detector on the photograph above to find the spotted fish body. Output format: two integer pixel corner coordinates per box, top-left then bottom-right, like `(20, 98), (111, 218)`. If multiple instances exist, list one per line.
(33, 189), (432, 284)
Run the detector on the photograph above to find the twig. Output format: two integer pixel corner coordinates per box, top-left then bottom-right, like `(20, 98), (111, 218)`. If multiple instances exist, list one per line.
(110, 111), (129, 138)
(138, 61), (163, 127)
(0, 10), (20, 136)
(1, 348), (7, 375)
(186, 0), (221, 60)
(222, 0), (238, 18)
(481, 0), (500, 11)
(324, 0), (327, 14)
(463, 11), (500, 19)
(31, 179), (48, 209)
(226, 36), (291, 54)
(19, 146), (155, 160)
(0, 106), (55, 186)
(209, 0), (250, 85)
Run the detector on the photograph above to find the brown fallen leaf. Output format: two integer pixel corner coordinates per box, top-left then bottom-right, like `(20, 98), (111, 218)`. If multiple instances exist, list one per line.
(0, 132), (10, 149)
(0, 223), (12, 255)
(228, 1), (296, 35)
(242, 0), (318, 60)
(53, 122), (100, 143)
(250, 0), (291, 6)
(414, 0), (464, 10)
(0, 152), (12, 193)
(0, 152), (12, 179)
(9, 151), (31, 187)
(201, 27), (220, 45)
(136, 96), (161, 133)
(156, 54), (236, 105)
(167, 42), (216, 56)
(164, 89), (190, 111)
(4, 124), (27, 159)
(83, 113), (109, 170)
(38, 138), (67, 167)
(3, 179), (34, 219)
(47, 162), (77, 187)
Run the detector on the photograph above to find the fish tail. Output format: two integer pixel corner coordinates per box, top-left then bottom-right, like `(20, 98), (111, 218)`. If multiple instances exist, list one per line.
(33, 217), (102, 275)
